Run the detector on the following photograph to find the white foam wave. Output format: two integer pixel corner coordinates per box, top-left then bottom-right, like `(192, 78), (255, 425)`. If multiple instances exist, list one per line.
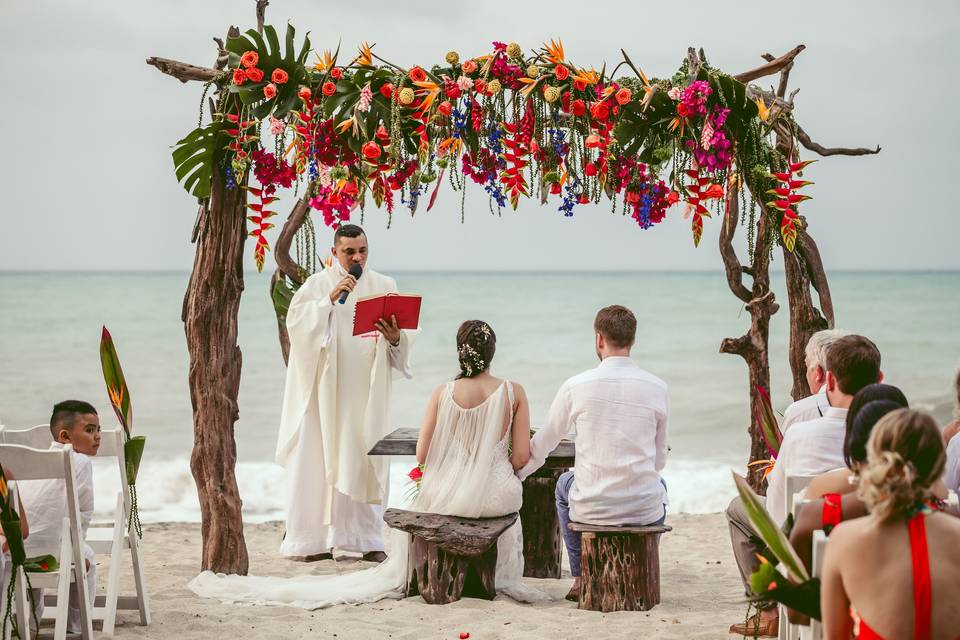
(90, 455), (737, 524)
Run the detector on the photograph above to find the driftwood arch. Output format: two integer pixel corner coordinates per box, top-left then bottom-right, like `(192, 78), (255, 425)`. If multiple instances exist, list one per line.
(148, 4), (879, 575)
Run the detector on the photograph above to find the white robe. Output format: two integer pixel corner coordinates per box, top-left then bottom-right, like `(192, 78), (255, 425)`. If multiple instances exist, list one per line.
(276, 262), (414, 555)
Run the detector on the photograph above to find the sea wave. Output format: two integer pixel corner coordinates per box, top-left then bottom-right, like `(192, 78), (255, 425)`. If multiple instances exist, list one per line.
(90, 455), (739, 524)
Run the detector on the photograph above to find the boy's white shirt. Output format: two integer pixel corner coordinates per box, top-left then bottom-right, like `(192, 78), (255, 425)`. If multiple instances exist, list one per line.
(18, 442), (94, 557)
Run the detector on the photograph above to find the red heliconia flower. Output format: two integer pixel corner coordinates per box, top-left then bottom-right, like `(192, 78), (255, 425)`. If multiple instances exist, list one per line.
(271, 68), (289, 85)
(571, 99), (586, 117)
(409, 66), (427, 82)
(554, 64), (569, 81)
(362, 141), (382, 160)
(322, 81), (337, 96)
(232, 68), (247, 85)
(245, 67), (264, 83)
(263, 83), (277, 100)
(330, 67), (343, 80)
(380, 83), (394, 99)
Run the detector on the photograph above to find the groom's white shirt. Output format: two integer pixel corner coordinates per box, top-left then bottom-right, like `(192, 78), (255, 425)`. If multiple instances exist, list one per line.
(519, 356), (669, 525)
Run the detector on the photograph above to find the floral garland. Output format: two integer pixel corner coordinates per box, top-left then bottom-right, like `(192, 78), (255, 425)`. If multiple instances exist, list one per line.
(171, 25), (812, 272)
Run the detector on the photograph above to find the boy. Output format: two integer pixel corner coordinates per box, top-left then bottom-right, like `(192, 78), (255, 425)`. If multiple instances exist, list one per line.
(19, 400), (99, 634)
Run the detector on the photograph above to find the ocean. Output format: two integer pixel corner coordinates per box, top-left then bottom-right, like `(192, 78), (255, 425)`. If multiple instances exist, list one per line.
(1, 270), (957, 523)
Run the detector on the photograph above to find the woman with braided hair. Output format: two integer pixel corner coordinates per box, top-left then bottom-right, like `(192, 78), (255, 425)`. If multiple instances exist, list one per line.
(821, 409), (960, 639)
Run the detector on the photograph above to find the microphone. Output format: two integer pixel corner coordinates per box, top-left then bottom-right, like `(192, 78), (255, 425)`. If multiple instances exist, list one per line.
(338, 263), (363, 304)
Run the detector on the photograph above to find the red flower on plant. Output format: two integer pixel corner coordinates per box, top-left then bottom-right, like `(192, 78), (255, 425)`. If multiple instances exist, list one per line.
(409, 66), (427, 82)
(474, 79), (486, 93)
(438, 101), (453, 116)
(40, 562), (49, 571)
(677, 102), (691, 117)
(573, 79), (587, 92)
(232, 68), (247, 85)
(562, 91), (571, 112)
(245, 67), (264, 83)
(380, 83), (394, 99)
(298, 86), (312, 102)
(667, 190), (680, 205)
(571, 99), (586, 117)
(461, 59), (478, 74)
(362, 141), (382, 160)
(263, 83), (277, 100)
(330, 67), (343, 80)
(584, 162), (597, 177)
(408, 465), (423, 482)
(590, 102), (609, 121)
(585, 133), (602, 148)
(322, 81), (337, 96)
(240, 50), (259, 69)
(554, 64), (569, 81)
(271, 68), (289, 85)
(615, 87), (632, 105)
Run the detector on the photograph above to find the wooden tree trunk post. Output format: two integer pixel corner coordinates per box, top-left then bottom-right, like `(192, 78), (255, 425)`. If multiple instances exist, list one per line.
(183, 163), (250, 574)
(520, 462), (568, 578)
(271, 195), (312, 364)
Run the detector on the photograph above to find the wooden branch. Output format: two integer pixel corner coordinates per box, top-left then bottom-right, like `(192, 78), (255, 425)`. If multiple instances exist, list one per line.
(796, 226), (835, 327)
(745, 86), (794, 113)
(256, 0), (269, 34)
(686, 47), (701, 81)
(274, 195), (312, 285)
(147, 57), (221, 83)
(796, 125), (881, 157)
(776, 62), (794, 99)
(734, 45), (806, 83)
(719, 177), (752, 304)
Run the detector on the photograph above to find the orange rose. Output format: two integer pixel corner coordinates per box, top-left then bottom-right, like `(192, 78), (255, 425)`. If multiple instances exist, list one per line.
(271, 68), (289, 85)
(573, 79), (587, 92)
(615, 87), (632, 105)
(232, 68), (247, 85)
(240, 50), (259, 69)
(461, 60), (478, 75)
(554, 64), (569, 81)
(362, 141), (382, 160)
(322, 81), (337, 96)
(263, 83), (277, 100)
(409, 66), (427, 83)
(245, 67), (264, 83)
(330, 67), (343, 80)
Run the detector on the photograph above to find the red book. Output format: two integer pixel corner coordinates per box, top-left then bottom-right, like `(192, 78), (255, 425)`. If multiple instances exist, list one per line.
(352, 293), (422, 336)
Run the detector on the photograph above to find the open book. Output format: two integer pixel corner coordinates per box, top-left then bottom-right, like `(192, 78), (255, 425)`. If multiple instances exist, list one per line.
(352, 293), (422, 336)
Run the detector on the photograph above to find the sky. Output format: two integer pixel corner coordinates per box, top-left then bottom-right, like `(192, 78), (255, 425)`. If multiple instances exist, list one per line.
(1, 0), (957, 273)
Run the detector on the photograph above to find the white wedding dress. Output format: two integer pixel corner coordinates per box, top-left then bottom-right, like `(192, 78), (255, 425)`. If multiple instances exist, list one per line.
(189, 380), (546, 608)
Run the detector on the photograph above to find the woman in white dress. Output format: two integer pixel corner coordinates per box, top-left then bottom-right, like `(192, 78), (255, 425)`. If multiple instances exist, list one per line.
(189, 320), (544, 608)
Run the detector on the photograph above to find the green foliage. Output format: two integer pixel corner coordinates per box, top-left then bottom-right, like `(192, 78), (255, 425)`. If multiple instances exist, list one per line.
(172, 121), (230, 199)
(100, 326), (133, 437)
(749, 559), (822, 620)
(272, 273), (303, 320)
(732, 472), (809, 581)
(226, 24), (312, 119)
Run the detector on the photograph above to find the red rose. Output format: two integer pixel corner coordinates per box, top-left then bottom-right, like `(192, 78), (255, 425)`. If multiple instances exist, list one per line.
(554, 64), (569, 81)
(573, 79), (587, 92)
(409, 66), (427, 83)
(330, 67), (343, 80)
(263, 83), (277, 100)
(438, 101), (453, 116)
(571, 99), (586, 117)
(240, 50), (259, 69)
(298, 86), (312, 102)
(615, 87), (632, 105)
(232, 68), (247, 85)
(375, 125), (390, 143)
(461, 59), (478, 74)
(380, 83), (394, 99)
(408, 465), (423, 482)
(342, 181), (358, 198)
(677, 102), (690, 117)
(322, 81), (337, 96)
(584, 163), (597, 177)
(667, 190), (680, 205)
(474, 79), (486, 93)
(245, 67), (264, 83)
(562, 91), (571, 112)
(271, 68), (289, 85)
(362, 141), (382, 160)
(444, 83), (461, 99)
(590, 102), (609, 121)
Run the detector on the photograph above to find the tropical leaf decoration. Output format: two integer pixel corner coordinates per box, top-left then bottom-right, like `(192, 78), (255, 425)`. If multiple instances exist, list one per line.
(749, 557), (821, 620)
(100, 326), (132, 437)
(226, 23), (312, 120)
(732, 472), (809, 581)
(767, 160), (815, 252)
(171, 121), (231, 199)
(271, 273), (302, 320)
(754, 385), (783, 457)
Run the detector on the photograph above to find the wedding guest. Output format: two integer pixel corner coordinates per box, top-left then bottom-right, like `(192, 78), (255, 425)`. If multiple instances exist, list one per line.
(942, 367), (960, 445)
(518, 305), (669, 602)
(19, 400), (99, 635)
(727, 334), (882, 636)
(821, 409), (960, 638)
(781, 329), (850, 433)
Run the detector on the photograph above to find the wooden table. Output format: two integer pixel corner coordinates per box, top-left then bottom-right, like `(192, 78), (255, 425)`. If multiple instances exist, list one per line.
(369, 427), (574, 578)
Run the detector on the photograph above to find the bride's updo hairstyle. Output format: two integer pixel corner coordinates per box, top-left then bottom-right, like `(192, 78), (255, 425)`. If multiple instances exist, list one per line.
(456, 320), (496, 379)
(859, 408), (945, 522)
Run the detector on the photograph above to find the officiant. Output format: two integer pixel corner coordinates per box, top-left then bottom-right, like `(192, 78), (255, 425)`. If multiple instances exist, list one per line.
(276, 224), (415, 562)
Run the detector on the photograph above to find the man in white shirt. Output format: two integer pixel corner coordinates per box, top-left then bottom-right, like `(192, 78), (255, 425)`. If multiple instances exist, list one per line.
(726, 335), (882, 637)
(518, 305), (669, 601)
(780, 329), (850, 433)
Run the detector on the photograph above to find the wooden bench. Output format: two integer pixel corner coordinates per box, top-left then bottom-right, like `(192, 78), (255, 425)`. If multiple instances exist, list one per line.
(384, 508), (518, 604)
(567, 522), (671, 612)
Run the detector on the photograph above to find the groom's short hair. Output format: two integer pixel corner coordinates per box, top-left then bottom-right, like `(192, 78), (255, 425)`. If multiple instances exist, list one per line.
(594, 305), (636, 348)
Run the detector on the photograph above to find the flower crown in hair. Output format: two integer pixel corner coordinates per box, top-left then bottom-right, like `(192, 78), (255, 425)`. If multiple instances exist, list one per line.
(458, 322), (492, 377)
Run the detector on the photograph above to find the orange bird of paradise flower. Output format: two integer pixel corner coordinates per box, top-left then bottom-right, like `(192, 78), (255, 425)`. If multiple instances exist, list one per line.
(543, 39), (565, 64)
(314, 49), (336, 72)
(355, 41), (374, 67)
(572, 68), (600, 86)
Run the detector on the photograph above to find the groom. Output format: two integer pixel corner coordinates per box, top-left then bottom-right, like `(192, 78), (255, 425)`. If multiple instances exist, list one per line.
(518, 305), (669, 599)
(276, 224), (414, 562)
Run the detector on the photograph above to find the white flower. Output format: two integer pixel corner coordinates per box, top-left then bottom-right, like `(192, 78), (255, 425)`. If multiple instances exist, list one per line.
(667, 86), (682, 101)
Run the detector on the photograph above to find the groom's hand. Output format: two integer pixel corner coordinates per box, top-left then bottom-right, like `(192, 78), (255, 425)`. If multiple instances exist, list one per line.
(375, 315), (401, 346)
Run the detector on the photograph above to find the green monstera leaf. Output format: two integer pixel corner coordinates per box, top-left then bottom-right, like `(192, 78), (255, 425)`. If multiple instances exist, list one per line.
(226, 23), (312, 120)
(171, 121), (230, 199)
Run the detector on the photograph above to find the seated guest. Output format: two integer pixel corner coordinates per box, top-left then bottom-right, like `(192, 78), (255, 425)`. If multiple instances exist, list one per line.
(821, 409), (960, 639)
(19, 401), (100, 634)
(943, 367), (960, 445)
(781, 329), (850, 433)
(517, 305), (668, 602)
(727, 334), (882, 636)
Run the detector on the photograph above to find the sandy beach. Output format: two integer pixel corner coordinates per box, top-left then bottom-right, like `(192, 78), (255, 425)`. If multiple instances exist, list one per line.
(97, 513), (743, 640)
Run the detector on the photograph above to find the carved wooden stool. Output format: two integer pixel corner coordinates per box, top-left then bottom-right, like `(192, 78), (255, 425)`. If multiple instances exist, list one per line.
(567, 523), (671, 612)
(384, 508), (518, 604)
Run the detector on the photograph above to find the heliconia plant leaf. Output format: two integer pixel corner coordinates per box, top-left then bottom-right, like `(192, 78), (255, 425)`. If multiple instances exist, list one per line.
(692, 213), (703, 247)
(732, 472), (810, 581)
(789, 159), (817, 173)
(100, 326), (132, 437)
(754, 385), (783, 457)
(781, 216), (797, 251)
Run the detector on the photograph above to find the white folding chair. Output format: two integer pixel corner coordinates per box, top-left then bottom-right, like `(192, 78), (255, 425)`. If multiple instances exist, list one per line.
(85, 429), (150, 634)
(809, 531), (828, 640)
(781, 474), (816, 640)
(0, 425), (52, 450)
(0, 482), (34, 640)
(0, 444), (93, 640)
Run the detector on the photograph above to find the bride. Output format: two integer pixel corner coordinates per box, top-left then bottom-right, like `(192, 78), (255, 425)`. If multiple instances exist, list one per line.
(189, 320), (545, 608)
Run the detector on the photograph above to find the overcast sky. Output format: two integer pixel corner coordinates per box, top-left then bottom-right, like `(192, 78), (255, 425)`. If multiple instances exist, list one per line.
(1, 0), (957, 272)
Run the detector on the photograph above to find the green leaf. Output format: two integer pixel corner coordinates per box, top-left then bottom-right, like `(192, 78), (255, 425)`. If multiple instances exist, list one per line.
(272, 274), (304, 319)
(749, 560), (822, 619)
(100, 325), (133, 437)
(733, 473), (810, 581)
(172, 121), (228, 199)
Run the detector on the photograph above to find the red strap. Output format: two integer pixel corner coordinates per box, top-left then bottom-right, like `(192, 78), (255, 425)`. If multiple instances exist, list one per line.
(908, 514), (932, 640)
(821, 493), (842, 532)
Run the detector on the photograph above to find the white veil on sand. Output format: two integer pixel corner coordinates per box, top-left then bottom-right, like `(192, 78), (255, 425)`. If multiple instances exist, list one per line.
(188, 380), (547, 609)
